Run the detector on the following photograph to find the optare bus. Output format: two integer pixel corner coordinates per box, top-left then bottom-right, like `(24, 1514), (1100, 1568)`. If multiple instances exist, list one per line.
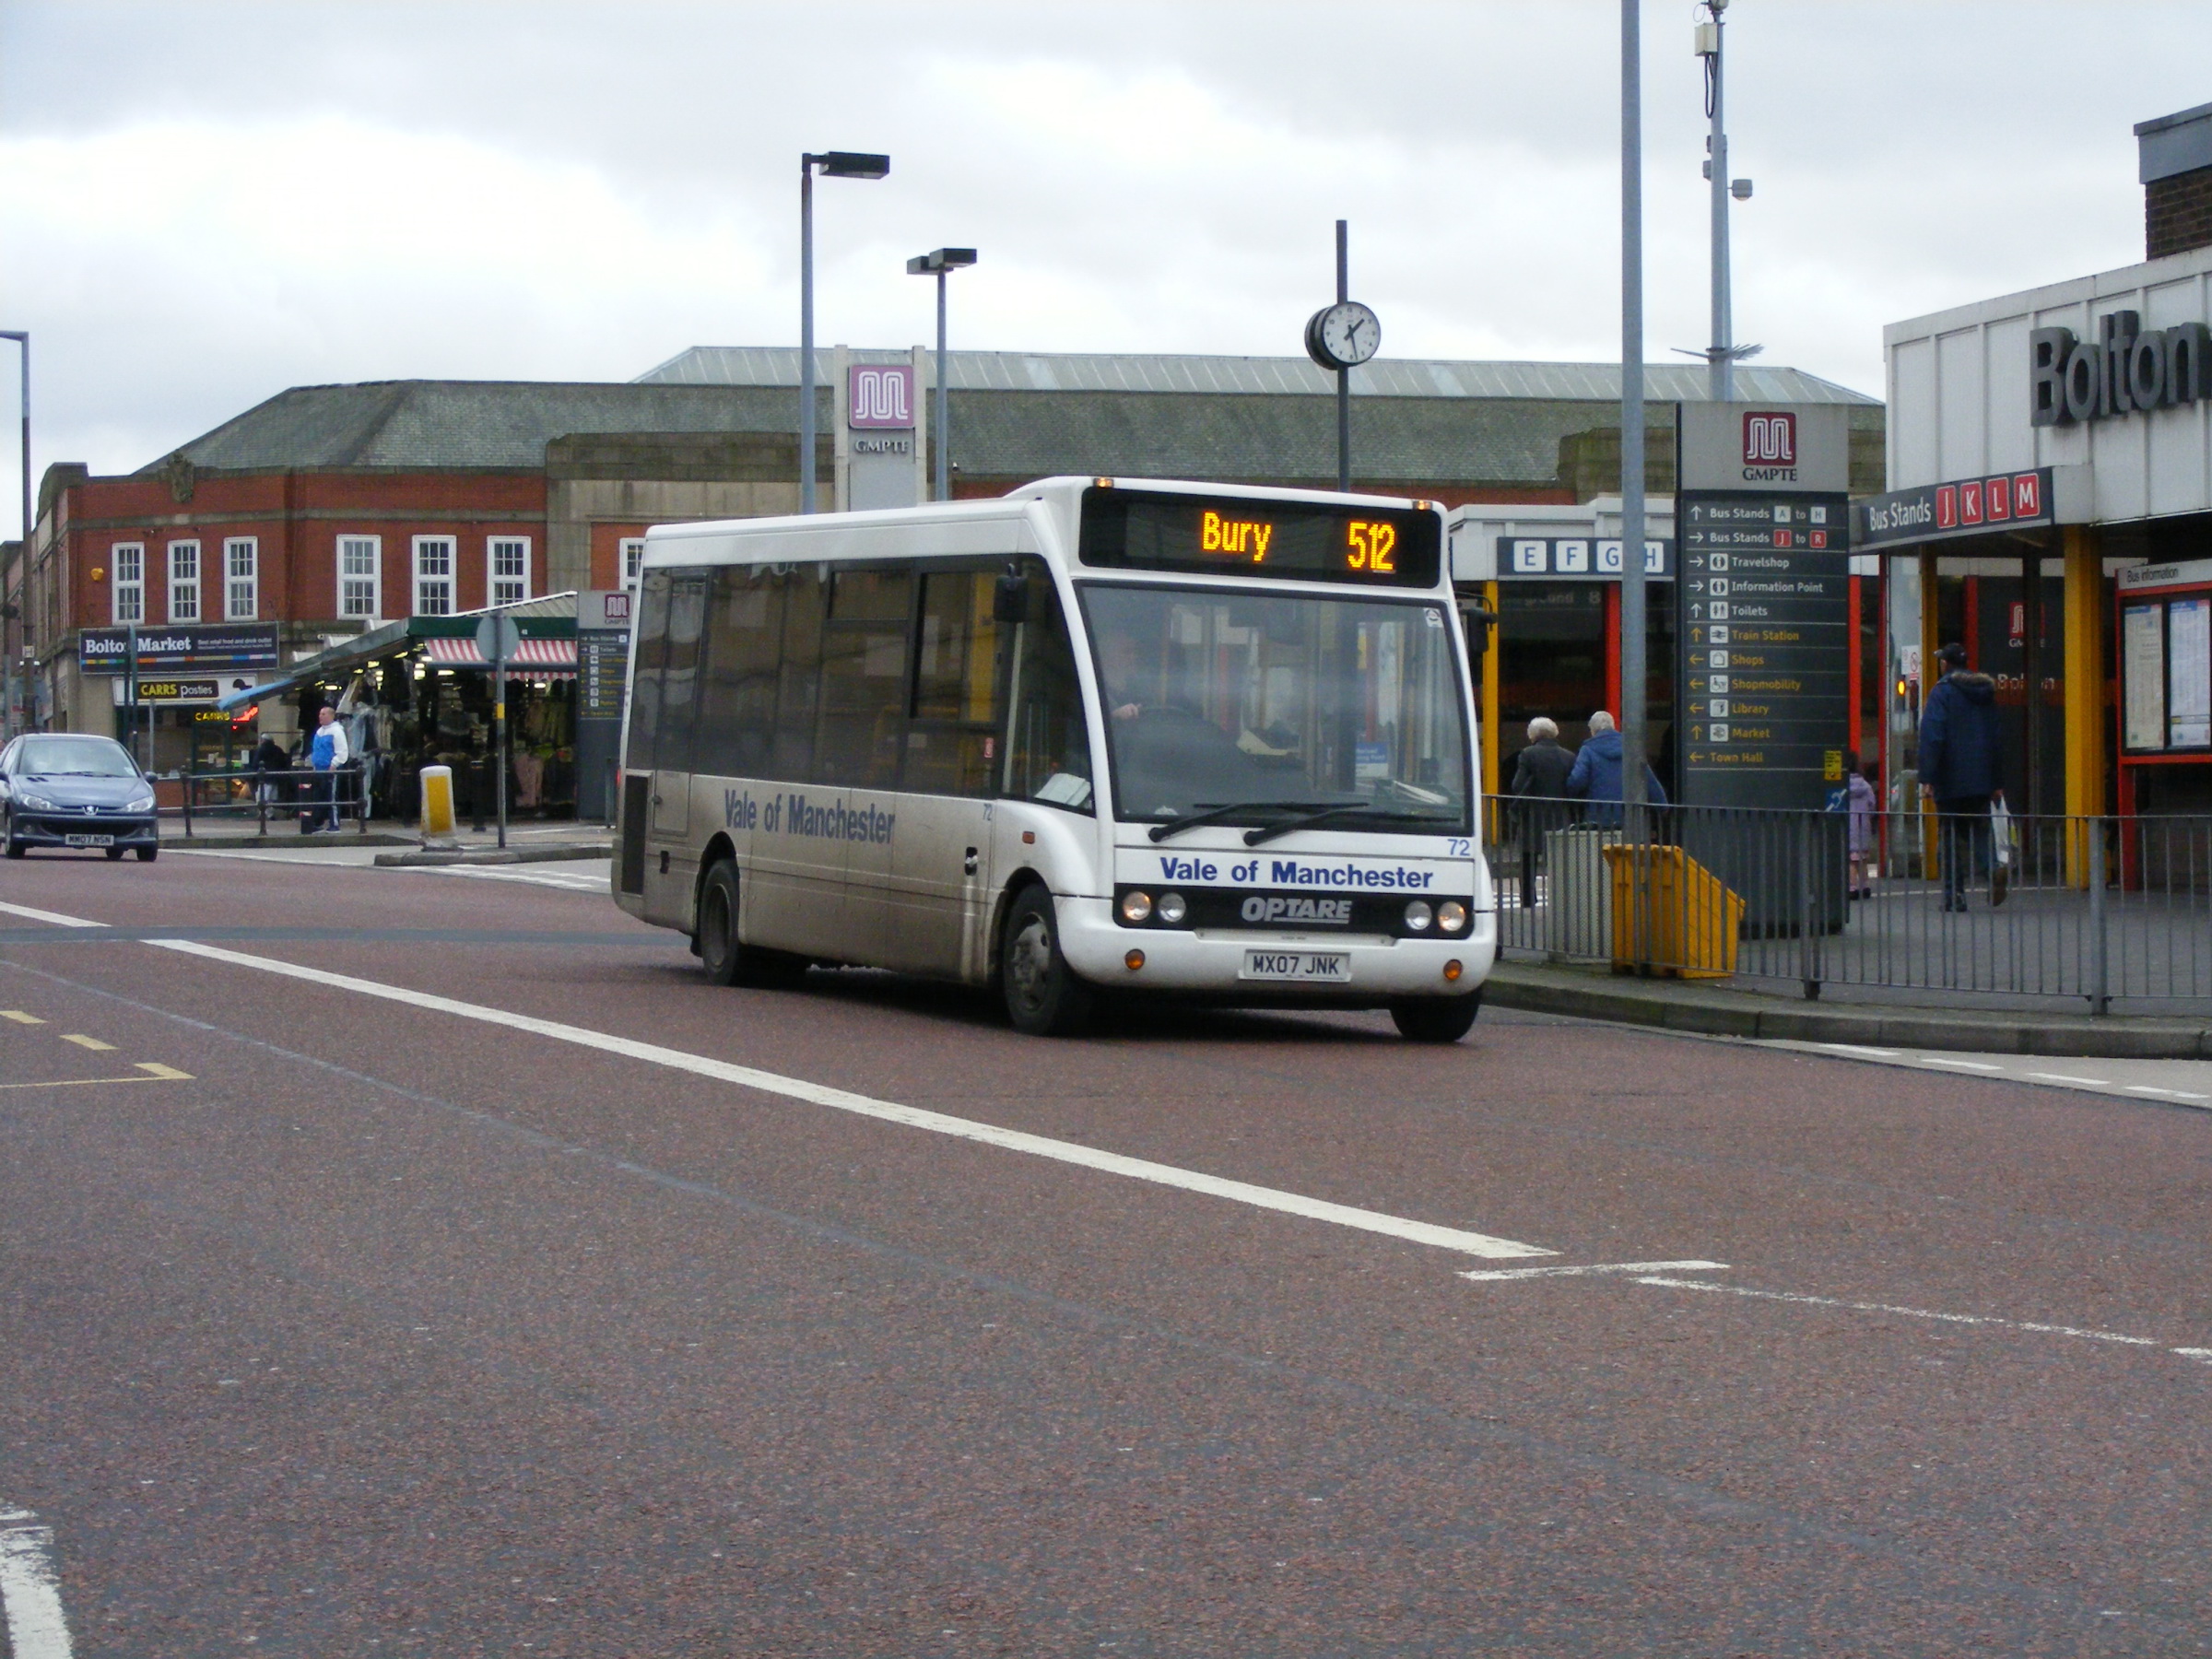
(612, 477), (1493, 1039)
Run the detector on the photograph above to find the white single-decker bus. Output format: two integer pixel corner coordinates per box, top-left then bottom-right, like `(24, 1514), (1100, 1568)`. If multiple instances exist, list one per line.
(612, 476), (1493, 1039)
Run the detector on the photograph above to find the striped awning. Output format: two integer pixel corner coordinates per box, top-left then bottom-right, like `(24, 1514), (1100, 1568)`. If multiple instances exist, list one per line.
(421, 637), (577, 672)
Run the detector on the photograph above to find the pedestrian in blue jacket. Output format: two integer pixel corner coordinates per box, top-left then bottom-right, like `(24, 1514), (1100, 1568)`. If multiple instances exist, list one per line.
(1565, 711), (1666, 829)
(1917, 642), (2007, 912)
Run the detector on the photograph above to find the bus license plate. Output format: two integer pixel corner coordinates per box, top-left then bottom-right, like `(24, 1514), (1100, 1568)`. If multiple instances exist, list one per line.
(64, 834), (114, 848)
(1240, 948), (1349, 983)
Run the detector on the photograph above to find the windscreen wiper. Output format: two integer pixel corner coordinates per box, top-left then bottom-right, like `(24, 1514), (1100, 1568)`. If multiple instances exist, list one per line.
(1147, 800), (1345, 843)
(1241, 806), (1459, 847)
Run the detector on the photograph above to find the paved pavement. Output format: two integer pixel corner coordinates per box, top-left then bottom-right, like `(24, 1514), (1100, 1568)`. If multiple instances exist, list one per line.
(2, 846), (2209, 1654)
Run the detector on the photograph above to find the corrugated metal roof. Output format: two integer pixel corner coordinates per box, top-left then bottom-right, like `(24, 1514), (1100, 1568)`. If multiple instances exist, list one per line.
(634, 345), (1878, 406)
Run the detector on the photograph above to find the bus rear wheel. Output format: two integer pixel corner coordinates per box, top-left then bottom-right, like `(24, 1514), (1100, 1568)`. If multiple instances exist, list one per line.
(1000, 883), (1094, 1037)
(697, 862), (808, 990)
(1389, 993), (1481, 1043)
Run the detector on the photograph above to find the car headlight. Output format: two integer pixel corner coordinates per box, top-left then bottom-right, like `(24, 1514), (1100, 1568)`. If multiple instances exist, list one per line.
(1404, 900), (1434, 932)
(17, 792), (53, 811)
(1119, 890), (1153, 924)
(1155, 891), (1187, 925)
(1437, 900), (1467, 933)
(126, 795), (156, 814)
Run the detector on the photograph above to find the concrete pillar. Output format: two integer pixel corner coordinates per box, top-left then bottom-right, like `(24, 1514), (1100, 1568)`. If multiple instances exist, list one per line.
(2062, 524), (2107, 885)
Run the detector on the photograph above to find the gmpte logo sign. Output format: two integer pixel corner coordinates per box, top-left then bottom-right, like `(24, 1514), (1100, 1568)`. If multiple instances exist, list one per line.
(1741, 411), (1796, 479)
(848, 365), (914, 429)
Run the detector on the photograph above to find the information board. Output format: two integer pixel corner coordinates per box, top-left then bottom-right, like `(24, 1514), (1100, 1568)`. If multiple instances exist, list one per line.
(578, 629), (629, 722)
(2171, 596), (2211, 749)
(2123, 604), (2167, 752)
(1675, 491), (1852, 808)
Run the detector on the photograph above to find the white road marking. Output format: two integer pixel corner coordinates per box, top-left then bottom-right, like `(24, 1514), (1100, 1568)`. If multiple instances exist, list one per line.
(2027, 1072), (2110, 1087)
(0, 899), (1551, 1261)
(1461, 1260), (1728, 1282)
(1812, 1043), (1900, 1058)
(411, 865), (606, 891)
(1919, 1058), (2002, 1072)
(1634, 1276), (2212, 1359)
(2125, 1085), (2210, 1101)
(0, 903), (103, 930)
(0, 1506), (75, 1659)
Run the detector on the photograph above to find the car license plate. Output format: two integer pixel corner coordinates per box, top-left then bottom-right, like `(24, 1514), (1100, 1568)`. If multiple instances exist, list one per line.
(64, 834), (115, 848)
(1240, 948), (1350, 983)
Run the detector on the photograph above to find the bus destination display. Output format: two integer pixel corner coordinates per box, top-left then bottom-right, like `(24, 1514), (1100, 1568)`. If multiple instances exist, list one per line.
(1079, 488), (1441, 587)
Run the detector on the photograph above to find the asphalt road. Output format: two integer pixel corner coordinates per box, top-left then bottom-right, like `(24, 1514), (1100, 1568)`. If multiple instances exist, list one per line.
(1, 847), (2208, 1657)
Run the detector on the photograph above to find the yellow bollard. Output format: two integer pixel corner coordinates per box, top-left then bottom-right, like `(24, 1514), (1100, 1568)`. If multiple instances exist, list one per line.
(419, 763), (456, 843)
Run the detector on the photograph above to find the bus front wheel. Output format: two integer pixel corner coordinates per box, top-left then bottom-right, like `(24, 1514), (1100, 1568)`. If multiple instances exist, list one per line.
(1389, 993), (1481, 1043)
(1000, 883), (1095, 1037)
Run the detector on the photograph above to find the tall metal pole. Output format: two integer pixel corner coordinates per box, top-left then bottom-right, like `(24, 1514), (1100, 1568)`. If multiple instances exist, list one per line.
(1335, 219), (1351, 493)
(493, 625), (509, 850)
(1619, 0), (1649, 821)
(1706, 3), (1733, 403)
(935, 270), (950, 501)
(799, 158), (818, 514)
(2, 333), (25, 740)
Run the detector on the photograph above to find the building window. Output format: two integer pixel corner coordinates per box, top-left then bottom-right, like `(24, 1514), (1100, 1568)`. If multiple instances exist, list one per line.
(621, 536), (647, 588)
(413, 535), (455, 616)
(224, 537), (258, 620)
(112, 543), (144, 624)
(488, 535), (531, 606)
(337, 535), (381, 621)
(168, 541), (200, 622)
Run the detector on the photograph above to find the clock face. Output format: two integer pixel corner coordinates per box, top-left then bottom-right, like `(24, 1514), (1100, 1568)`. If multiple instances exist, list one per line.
(1315, 300), (1380, 369)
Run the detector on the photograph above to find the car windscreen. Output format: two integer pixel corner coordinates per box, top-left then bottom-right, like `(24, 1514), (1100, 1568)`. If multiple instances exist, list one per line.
(15, 739), (140, 777)
(1078, 582), (1470, 830)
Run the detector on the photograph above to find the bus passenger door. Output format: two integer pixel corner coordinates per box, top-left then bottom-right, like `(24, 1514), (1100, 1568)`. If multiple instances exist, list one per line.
(890, 567), (1006, 979)
(644, 573), (707, 929)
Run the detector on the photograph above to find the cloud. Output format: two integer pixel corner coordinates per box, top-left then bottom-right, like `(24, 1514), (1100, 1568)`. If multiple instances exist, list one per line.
(2, 0), (2209, 530)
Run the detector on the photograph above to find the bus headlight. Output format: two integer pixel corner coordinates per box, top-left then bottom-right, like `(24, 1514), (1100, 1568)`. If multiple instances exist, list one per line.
(1437, 900), (1467, 933)
(1120, 890), (1153, 924)
(1404, 900), (1433, 932)
(1156, 891), (1187, 925)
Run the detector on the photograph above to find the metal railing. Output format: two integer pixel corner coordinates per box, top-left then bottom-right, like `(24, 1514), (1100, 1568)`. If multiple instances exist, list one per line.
(1485, 794), (2212, 1014)
(173, 764), (370, 837)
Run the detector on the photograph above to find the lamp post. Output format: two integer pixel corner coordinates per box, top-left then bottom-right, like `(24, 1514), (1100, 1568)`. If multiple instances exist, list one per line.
(0, 331), (24, 738)
(906, 247), (977, 501)
(1618, 0), (1648, 832)
(1690, 1), (1759, 399)
(799, 151), (890, 514)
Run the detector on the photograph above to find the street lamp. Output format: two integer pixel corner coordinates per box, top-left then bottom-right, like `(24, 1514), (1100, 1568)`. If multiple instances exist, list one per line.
(799, 151), (890, 513)
(0, 331), (25, 739)
(905, 247), (977, 502)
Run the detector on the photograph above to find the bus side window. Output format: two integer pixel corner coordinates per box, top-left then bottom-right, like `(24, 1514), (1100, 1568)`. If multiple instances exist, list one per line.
(624, 569), (674, 774)
(656, 573), (710, 777)
(771, 564), (825, 783)
(906, 566), (1000, 797)
(816, 566), (912, 789)
(696, 566), (784, 780)
(1002, 565), (1093, 810)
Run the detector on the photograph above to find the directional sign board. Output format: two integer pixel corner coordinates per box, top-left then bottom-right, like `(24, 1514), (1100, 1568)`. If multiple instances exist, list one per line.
(1675, 404), (1853, 812)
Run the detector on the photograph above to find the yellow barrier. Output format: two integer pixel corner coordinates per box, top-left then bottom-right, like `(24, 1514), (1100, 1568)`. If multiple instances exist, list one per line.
(1600, 844), (1745, 979)
(419, 763), (456, 841)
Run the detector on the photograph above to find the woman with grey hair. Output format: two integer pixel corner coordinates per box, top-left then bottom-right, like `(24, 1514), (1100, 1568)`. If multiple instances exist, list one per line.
(1509, 716), (1578, 907)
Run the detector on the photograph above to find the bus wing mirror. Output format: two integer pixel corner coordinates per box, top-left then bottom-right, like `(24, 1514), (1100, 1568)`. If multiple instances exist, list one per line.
(1460, 604), (1497, 658)
(994, 573), (1030, 624)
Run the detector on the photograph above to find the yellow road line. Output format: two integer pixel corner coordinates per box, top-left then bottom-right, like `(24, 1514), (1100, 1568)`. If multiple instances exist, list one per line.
(0, 1069), (194, 1091)
(59, 1034), (115, 1052)
(0, 1010), (45, 1025)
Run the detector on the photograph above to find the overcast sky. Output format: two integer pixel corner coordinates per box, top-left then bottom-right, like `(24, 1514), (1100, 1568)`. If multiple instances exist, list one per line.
(4, 1), (2209, 530)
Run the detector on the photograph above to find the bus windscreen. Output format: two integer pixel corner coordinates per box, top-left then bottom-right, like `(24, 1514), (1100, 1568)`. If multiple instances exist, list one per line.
(1077, 488), (1441, 588)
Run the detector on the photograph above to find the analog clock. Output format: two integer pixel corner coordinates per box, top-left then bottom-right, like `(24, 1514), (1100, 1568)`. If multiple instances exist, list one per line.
(1305, 300), (1381, 371)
